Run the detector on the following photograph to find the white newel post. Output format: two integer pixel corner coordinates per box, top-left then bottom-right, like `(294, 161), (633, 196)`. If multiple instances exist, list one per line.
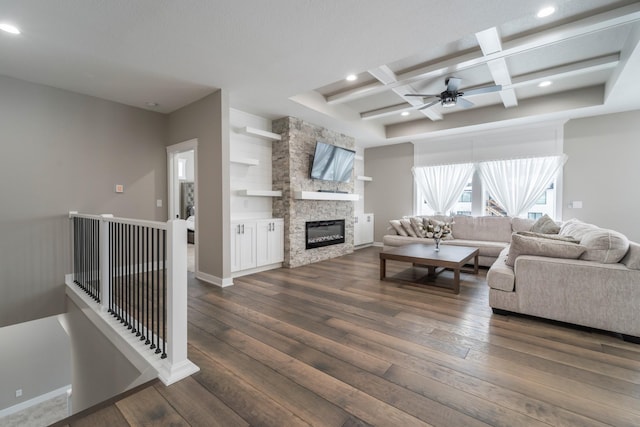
(160, 218), (199, 385)
(99, 214), (113, 312)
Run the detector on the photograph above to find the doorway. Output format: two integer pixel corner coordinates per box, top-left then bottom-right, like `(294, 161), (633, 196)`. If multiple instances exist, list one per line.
(167, 139), (198, 273)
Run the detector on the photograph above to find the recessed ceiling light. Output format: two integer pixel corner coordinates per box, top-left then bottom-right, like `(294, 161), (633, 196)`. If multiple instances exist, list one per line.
(0, 23), (21, 35)
(401, 111), (410, 117)
(145, 102), (159, 107)
(538, 80), (552, 88)
(537, 6), (556, 18)
(346, 74), (358, 82)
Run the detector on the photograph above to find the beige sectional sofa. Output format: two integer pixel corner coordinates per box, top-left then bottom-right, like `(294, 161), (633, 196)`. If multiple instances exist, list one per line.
(383, 215), (534, 267)
(487, 218), (640, 341)
(384, 215), (640, 340)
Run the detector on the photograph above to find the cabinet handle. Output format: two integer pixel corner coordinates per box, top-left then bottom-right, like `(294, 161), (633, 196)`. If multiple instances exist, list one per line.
(237, 224), (240, 234)
(242, 224), (245, 234)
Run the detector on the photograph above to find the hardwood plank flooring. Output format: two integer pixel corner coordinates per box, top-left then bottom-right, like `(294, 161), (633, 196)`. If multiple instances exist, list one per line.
(63, 246), (640, 426)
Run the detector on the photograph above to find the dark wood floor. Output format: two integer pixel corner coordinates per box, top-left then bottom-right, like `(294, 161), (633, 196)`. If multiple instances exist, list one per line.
(61, 246), (640, 426)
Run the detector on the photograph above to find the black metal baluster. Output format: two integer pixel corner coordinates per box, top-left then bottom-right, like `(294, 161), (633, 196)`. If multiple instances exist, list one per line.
(143, 226), (149, 344)
(119, 222), (124, 323)
(162, 228), (167, 359)
(155, 228), (161, 354)
(149, 228), (154, 349)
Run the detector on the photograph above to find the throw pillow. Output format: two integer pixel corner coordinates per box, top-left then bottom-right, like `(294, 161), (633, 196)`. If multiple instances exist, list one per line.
(389, 220), (407, 236)
(399, 218), (417, 237)
(530, 214), (560, 234)
(410, 217), (427, 237)
(559, 218), (595, 240)
(579, 229), (629, 264)
(506, 233), (586, 267)
(621, 243), (640, 270)
(516, 231), (580, 244)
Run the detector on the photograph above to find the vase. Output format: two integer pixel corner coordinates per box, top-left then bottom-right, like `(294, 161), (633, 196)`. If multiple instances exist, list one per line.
(434, 237), (441, 251)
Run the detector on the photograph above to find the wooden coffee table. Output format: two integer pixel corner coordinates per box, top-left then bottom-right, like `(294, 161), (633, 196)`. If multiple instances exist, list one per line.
(380, 244), (479, 294)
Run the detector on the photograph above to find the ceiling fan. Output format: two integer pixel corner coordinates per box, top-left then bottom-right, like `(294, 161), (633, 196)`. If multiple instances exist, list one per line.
(405, 77), (502, 110)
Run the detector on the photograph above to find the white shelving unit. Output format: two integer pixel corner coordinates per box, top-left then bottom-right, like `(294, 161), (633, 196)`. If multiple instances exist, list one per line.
(237, 189), (282, 197)
(294, 191), (359, 201)
(231, 157), (260, 166)
(239, 126), (282, 141)
(356, 175), (372, 181)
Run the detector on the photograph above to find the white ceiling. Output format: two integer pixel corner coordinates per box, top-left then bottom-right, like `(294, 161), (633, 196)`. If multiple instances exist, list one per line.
(1, 1), (639, 148)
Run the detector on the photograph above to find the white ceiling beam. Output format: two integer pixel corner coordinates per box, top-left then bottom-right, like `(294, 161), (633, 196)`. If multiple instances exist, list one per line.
(499, 88), (519, 108)
(361, 104), (410, 120)
(368, 65), (398, 85)
(326, 3), (640, 105)
(475, 27), (503, 55)
(477, 27), (517, 109)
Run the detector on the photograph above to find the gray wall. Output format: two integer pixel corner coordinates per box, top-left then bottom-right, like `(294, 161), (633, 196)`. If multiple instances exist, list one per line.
(0, 75), (168, 327)
(564, 110), (640, 242)
(364, 142), (414, 243)
(0, 315), (70, 411)
(168, 90), (231, 282)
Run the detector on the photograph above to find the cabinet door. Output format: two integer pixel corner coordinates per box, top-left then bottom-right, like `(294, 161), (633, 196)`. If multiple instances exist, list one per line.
(354, 214), (363, 246)
(363, 213), (374, 244)
(256, 219), (284, 266)
(231, 221), (256, 272)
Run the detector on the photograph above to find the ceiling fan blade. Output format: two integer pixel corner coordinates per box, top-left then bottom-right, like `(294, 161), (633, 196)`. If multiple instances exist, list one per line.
(404, 93), (438, 97)
(457, 97), (475, 109)
(462, 84), (502, 97)
(445, 77), (462, 92)
(417, 99), (441, 111)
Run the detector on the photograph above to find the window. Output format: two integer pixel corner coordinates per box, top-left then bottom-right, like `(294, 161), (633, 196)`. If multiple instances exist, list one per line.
(535, 192), (547, 204)
(178, 158), (187, 180)
(459, 191), (472, 203)
(528, 212), (543, 220)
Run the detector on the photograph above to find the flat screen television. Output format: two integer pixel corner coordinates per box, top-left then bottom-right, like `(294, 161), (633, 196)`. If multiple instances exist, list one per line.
(310, 141), (355, 183)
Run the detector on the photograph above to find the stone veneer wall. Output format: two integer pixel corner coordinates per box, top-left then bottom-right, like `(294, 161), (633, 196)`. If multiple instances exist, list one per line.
(272, 117), (355, 268)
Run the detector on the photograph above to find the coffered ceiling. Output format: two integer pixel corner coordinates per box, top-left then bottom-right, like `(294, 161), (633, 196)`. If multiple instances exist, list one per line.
(1, 1), (639, 148)
(294, 1), (640, 146)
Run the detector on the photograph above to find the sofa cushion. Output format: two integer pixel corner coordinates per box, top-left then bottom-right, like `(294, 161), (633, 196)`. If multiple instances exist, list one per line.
(452, 215), (513, 242)
(579, 229), (629, 264)
(621, 242), (640, 270)
(399, 218), (417, 237)
(389, 220), (407, 236)
(516, 231), (580, 243)
(511, 217), (535, 233)
(506, 233), (586, 267)
(383, 234), (431, 247)
(530, 214), (560, 234)
(560, 218), (596, 240)
(487, 247), (515, 291)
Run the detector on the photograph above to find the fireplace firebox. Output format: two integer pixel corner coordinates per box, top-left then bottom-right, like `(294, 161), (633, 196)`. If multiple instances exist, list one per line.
(305, 220), (345, 249)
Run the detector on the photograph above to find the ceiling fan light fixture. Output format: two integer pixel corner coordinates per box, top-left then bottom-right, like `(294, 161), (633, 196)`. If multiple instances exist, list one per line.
(537, 6), (556, 18)
(441, 98), (457, 108)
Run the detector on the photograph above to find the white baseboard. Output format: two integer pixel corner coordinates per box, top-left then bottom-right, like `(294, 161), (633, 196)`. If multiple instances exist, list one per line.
(196, 271), (234, 287)
(0, 385), (71, 418)
(231, 262), (282, 279)
(373, 241), (383, 247)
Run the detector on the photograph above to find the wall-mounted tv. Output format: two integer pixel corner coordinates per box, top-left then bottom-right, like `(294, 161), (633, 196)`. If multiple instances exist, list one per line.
(310, 141), (355, 183)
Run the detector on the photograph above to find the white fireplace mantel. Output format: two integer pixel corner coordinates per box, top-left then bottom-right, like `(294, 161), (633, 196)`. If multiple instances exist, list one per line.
(293, 191), (359, 201)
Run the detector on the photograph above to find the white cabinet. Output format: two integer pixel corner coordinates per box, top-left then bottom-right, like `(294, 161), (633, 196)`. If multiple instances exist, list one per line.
(231, 218), (284, 273)
(230, 221), (257, 272)
(256, 219), (284, 266)
(354, 213), (374, 246)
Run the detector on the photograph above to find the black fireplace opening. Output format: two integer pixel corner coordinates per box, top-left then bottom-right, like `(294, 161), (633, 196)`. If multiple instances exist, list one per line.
(306, 219), (345, 249)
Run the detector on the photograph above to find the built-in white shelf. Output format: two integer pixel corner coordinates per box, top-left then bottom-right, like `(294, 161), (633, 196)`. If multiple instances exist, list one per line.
(238, 189), (282, 197)
(239, 126), (282, 141)
(231, 157), (260, 166)
(294, 191), (359, 201)
(356, 175), (372, 181)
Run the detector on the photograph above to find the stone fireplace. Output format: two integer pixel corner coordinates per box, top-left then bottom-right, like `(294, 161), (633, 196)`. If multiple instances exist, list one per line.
(272, 117), (355, 268)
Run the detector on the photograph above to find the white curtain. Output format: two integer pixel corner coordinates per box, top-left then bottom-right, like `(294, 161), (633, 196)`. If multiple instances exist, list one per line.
(412, 163), (475, 215)
(478, 154), (567, 217)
